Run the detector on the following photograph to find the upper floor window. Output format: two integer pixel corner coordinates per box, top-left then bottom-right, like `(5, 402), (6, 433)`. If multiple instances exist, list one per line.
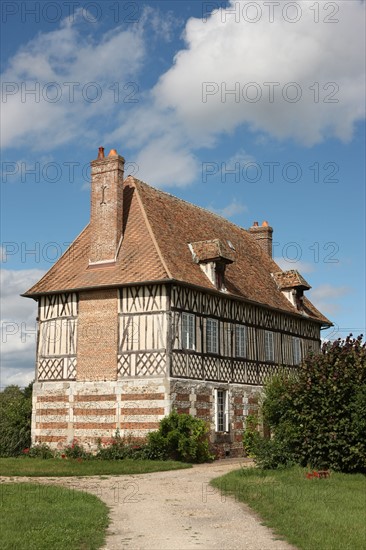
(293, 337), (302, 365)
(235, 325), (247, 357)
(265, 330), (274, 362)
(182, 312), (195, 350)
(206, 318), (218, 354)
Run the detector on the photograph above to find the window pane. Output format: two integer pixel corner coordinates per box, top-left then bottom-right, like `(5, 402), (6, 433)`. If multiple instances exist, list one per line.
(265, 331), (274, 362)
(293, 337), (302, 365)
(182, 313), (195, 350)
(207, 319), (218, 354)
(235, 325), (246, 357)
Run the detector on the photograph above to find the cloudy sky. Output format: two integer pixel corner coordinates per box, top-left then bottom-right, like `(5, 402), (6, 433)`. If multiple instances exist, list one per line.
(1, 0), (365, 387)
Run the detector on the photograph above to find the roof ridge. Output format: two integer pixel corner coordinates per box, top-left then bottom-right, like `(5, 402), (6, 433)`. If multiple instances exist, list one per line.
(129, 177), (251, 236)
(132, 179), (173, 280)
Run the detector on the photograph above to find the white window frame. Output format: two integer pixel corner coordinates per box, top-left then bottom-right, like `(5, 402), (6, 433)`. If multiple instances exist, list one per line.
(206, 318), (218, 354)
(265, 330), (275, 362)
(181, 312), (195, 350)
(235, 325), (247, 357)
(293, 337), (302, 365)
(215, 389), (229, 432)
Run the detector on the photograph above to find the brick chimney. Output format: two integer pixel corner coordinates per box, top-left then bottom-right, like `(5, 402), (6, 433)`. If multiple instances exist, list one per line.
(248, 220), (273, 257)
(89, 147), (125, 264)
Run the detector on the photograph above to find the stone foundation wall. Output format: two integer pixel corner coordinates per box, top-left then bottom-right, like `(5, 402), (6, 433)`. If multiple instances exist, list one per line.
(32, 378), (169, 450)
(170, 379), (262, 458)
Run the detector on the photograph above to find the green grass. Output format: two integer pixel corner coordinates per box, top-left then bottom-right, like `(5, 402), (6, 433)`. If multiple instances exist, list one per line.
(0, 483), (109, 549)
(211, 466), (366, 550)
(0, 457), (191, 477)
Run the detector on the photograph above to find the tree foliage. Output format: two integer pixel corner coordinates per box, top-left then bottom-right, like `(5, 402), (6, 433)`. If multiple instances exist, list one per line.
(0, 383), (33, 457)
(250, 335), (366, 472)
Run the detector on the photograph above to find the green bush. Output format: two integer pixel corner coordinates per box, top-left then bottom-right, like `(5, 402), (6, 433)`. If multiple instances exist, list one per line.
(96, 432), (145, 460)
(0, 383), (33, 457)
(255, 335), (366, 472)
(146, 410), (214, 463)
(63, 439), (93, 460)
(242, 414), (260, 457)
(27, 443), (55, 459)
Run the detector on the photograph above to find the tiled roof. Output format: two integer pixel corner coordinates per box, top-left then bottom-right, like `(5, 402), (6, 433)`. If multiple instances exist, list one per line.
(24, 177), (330, 325)
(190, 239), (234, 263)
(272, 270), (311, 290)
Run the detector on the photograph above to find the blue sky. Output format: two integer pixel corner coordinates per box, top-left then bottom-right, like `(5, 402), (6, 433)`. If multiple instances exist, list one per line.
(1, 0), (365, 387)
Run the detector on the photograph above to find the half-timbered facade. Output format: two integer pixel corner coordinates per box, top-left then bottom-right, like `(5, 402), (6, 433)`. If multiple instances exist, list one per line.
(24, 147), (331, 456)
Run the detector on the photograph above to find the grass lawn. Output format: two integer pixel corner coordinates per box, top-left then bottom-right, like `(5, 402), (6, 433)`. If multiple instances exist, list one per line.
(211, 466), (366, 550)
(0, 457), (191, 477)
(0, 483), (109, 550)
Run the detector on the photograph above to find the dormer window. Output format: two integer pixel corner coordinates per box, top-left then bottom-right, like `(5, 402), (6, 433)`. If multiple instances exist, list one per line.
(189, 239), (234, 291)
(272, 270), (311, 313)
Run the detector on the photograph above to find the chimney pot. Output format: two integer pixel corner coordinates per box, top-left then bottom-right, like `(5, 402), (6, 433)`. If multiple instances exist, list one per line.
(97, 147), (105, 160)
(108, 149), (118, 157)
(253, 221), (259, 227)
(262, 220), (269, 227)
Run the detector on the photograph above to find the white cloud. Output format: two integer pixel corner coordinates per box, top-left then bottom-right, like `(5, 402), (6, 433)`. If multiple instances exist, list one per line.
(115, 0), (364, 186)
(0, 269), (45, 388)
(207, 199), (247, 218)
(1, 12), (145, 151)
(273, 257), (315, 274)
(153, 0), (365, 146)
(309, 284), (352, 315)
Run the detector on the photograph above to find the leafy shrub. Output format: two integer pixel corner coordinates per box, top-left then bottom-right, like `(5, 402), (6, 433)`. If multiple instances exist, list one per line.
(96, 432), (145, 460)
(242, 414), (261, 457)
(0, 383), (33, 457)
(146, 410), (214, 463)
(27, 443), (55, 459)
(63, 439), (92, 460)
(255, 335), (366, 472)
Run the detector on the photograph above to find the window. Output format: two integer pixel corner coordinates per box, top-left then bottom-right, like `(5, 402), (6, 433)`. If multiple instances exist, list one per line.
(293, 337), (302, 365)
(206, 318), (218, 354)
(235, 325), (247, 357)
(215, 389), (229, 432)
(265, 331), (274, 362)
(182, 313), (195, 350)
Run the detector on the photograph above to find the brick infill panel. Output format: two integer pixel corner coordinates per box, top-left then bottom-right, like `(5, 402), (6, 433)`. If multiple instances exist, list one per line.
(121, 422), (160, 430)
(37, 396), (69, 403)
(36, 422), (68, 429)
(234, 421), (244, 429)
(234, 396), (243, 404)
(74, 394), (116, 402)
(196, 394), (211, 403)
(196, 410), (210, 418)
(35, 436), (67, 443)
(37, 408), (68, 416)
(73, 408), (116, 416)
(120, 408), (164, 415)
(176, 407), (189, 415)
(175, 393), (190, 401)
(74, 422), (116, 429)
(121, 393), (164, 401)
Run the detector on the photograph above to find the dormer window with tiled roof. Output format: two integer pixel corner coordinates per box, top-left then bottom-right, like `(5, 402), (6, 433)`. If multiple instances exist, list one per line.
(189, 239), (234, 291)
(272, 270), (311, 313)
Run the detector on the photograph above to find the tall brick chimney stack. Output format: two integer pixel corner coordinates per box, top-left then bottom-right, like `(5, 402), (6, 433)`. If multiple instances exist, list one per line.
(89, 147), (125, 264)
(248, 220), (273, 257)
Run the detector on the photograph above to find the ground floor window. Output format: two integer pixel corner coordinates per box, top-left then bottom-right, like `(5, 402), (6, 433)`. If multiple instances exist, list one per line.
(215, 389), (229, 432)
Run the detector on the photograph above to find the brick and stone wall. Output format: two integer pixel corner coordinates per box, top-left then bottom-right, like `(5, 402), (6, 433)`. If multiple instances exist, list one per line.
(32, 378), (169, 450)
(170, 379), (261, 458)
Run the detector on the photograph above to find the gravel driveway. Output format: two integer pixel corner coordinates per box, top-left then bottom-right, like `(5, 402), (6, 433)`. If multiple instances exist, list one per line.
(1, 459), (295, 550)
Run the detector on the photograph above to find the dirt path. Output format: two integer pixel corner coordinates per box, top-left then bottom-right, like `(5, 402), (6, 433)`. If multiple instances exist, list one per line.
(1, 459), (295, 550)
